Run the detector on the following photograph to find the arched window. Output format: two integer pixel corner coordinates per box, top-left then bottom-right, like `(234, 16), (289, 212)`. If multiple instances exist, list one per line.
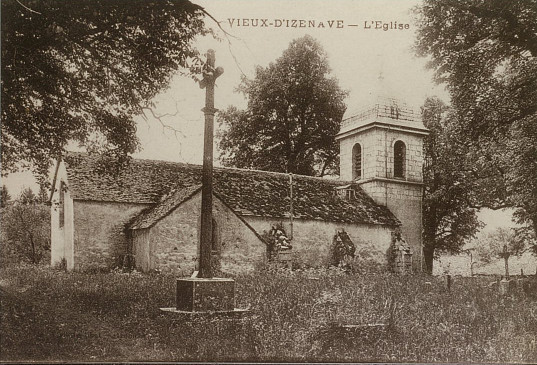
(394, 140), (406, 178)
(59, 181), (65, 228)
(352, 143), (362, 180)
(211, 218), (219, 253)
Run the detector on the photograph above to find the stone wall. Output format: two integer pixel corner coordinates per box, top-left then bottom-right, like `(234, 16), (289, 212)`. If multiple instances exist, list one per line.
(360, 181), (423, 271)
(215, 199), (268, 274)
(135, 194), (200, 275)
(244, 216), (395, 268)
(339, 127), (424, 182)
(132, 229), (151, 272)
(73, 200), (150, 271)
(340, 128), (383, 181)
(132, 192), (267, 276)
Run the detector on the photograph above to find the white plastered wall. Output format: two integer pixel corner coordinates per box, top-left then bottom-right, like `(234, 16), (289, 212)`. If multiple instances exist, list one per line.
(50, 160), (74, 270)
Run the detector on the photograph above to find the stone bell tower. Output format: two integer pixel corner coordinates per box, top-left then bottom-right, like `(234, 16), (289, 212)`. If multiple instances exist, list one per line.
(336, 96), (428, 271)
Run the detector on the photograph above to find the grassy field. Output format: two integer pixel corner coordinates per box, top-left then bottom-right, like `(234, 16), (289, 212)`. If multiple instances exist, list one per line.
(1, 264), (536, 363)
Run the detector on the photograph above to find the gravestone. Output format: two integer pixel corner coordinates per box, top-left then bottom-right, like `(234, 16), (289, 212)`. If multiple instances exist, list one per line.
(277, 249), (293, 269)
(444, 274), (452, 291)
(498, 279), (516, 296)
(390, 231), (412, 274)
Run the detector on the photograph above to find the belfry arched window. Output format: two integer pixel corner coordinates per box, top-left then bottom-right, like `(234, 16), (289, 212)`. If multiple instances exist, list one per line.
(394, 140), (406, 178)
(352, 143), (362, 180)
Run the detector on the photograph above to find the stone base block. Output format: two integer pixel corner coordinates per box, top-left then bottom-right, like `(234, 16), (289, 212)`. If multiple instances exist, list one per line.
(276, 250), (293, 269)
(499, 279), (516, 296)
(176, 277), (235, 312)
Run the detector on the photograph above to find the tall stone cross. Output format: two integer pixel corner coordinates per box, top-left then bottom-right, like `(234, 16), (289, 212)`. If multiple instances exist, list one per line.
(198, 49), (224, 278)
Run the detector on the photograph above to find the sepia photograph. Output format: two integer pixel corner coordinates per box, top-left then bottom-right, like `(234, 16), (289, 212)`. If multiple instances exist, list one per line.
(1, 0), (536, 363)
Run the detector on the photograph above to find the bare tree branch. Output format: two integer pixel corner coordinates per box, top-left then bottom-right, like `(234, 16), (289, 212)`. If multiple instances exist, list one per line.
(141, 106), (186, 139)
(16, 0), (42, 14)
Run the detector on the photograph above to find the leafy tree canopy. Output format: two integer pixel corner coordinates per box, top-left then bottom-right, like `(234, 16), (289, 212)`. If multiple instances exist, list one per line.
(19, 187), (37, 205)
(415, 0), (537, 252)
(474, 227), (527, 278)
(1, 185), (11, 208)
(1, 188), (50, 264)
(475, 228), (525, 264)
(217, 35), (347, 176)
(1, 0), (210, 180)
(421, 97), (483, 273)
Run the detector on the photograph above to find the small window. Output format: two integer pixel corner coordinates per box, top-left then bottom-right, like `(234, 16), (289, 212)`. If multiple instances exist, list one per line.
(334, 187), (355, 201)
(59, 182), (65, 228)
(394, 141), (406, 178)
(352, 143), (362, 180)
(211, 218), (219, 253)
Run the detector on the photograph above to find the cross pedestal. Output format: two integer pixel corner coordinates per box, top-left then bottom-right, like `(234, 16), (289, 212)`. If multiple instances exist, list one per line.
(160, 278), (247, 317)
(170, 273), (244, 316)
(176, 277), (235, 312)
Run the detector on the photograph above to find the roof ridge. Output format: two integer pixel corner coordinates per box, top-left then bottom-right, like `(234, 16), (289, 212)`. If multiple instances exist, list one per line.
(159, 183), (203, 202)
(65, 151), (345, 184)
(214, 165), (342, 183)
(65, 151), (196, 169)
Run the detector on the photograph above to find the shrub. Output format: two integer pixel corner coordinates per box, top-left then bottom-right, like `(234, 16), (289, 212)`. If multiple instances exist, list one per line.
(1, 203), (50, 264)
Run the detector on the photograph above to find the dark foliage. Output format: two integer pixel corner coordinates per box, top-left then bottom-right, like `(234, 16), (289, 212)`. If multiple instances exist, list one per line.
(415, 0), (537, 256)
(1, 185), (11, 207)
(218, 35), (347, 176)
(1, 0), (209, 180)
(1, 189), (50, 264)
(421, 97), (482, 273)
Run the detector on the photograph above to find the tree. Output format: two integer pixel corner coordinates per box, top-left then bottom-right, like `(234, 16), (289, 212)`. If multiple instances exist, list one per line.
(19, 187), (37, 205)
(421, 97), (483, 274)
(475, 227), (526, 279)
(37, 184), (49, 204)
(2, 190), (50, 264)
(1, 0), (210, 179)
(217, 35), (347, 176)
(415, 0), (537, 256)
(1, 185), (11, 207)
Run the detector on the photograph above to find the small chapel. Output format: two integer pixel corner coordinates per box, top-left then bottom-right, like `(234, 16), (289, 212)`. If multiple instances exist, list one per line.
(49, 96), (428, 274)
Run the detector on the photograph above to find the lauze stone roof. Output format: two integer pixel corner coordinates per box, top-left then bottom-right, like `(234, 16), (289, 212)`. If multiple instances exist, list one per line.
(128, 184), (203, 230)
(64, 152), (400, 227)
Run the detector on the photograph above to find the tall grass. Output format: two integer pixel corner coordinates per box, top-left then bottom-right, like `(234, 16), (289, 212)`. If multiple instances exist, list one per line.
(1, 264), (536, 362)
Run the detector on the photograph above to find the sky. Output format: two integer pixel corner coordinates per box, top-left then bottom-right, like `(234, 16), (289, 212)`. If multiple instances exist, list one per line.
(133, 0), (448, 164)
(1, 0), (515, 232)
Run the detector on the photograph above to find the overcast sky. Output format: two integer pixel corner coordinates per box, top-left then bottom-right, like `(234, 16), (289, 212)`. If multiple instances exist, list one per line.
(1, 0), (514, 232)
(134, 0), (448, 164)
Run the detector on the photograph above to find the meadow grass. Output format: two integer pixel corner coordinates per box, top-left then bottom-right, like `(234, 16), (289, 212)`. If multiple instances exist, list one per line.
(1, 264), (536, 362)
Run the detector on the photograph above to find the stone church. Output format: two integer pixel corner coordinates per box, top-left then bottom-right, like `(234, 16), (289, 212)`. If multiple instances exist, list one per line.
(49, 97), (427, 274)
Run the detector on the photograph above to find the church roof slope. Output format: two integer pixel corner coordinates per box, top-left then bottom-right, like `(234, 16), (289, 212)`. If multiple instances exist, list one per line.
(63, 152), (400, 226)
(128, 184), (202, 230)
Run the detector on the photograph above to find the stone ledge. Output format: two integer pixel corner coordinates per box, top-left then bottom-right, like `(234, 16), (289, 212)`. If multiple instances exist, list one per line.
(357, 177), (424, 187)
(160, 307), (249, 317)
